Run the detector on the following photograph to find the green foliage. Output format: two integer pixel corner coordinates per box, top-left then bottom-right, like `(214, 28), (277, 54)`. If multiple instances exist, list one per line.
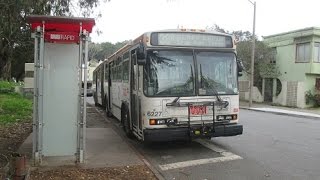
(0, 0), (102, 81)
(0, 93), (32, 125)
(0, 81), (17, 93)
(305, 90), (320, 107)
(89, 41), (128, 61)
(258, 62), (281, 78)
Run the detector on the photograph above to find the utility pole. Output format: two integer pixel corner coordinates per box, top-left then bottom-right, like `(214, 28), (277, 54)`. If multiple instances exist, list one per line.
(248, 0), (256, 108)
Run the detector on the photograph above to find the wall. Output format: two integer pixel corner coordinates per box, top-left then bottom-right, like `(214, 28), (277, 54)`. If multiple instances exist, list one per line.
(24, 63), (34, 89)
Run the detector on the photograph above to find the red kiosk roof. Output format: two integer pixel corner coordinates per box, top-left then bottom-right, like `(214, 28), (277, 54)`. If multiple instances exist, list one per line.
(27, 15), (95, 33)
(27, 15), (95, 43)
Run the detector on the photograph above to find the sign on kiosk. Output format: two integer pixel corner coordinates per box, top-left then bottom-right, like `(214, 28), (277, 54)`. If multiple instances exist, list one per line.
(46, 32), (79, 43)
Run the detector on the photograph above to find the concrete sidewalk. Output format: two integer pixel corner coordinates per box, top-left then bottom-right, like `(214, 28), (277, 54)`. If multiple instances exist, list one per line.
(18, 104), (144, 168)
(240, 101), (320, 119)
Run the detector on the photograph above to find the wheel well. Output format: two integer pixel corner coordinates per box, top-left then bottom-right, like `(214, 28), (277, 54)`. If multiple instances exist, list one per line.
(121, 103), (127, 124)
(104, 95), (107, 108)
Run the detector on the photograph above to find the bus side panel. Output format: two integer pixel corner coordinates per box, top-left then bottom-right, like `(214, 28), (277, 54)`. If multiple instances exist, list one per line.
(103, 64), (109, 107)
(121, 81), (130, 108)
(111, 81), (122, 120)
(93, 71), (97, 104)
(97, 69), (103, 105)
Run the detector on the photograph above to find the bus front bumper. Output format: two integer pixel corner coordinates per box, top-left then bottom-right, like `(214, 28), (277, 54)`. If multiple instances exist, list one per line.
(144, 124), (243, 142)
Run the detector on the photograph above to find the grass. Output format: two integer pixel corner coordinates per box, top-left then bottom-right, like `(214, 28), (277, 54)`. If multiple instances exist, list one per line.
(0, 81), (32, 125)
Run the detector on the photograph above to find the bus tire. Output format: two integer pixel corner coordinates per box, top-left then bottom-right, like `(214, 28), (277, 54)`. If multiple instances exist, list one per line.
(93, 92), (98, 106)
(122, 108), (134, 138)
(105, 98), (112, 117)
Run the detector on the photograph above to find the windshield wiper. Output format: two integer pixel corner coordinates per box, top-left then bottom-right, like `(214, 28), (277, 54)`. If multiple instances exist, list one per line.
(199, 64), (228, 108)
(166, 96), (181, 106)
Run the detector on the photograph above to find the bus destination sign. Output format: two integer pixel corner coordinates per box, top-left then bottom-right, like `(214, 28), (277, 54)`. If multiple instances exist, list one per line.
(150, 32), (233, 48)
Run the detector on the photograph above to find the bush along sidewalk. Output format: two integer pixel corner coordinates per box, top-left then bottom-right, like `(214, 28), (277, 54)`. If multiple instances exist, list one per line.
(305, 90), (320, 108)
(0, 81), (32, 125)
(0, 81), (33, 179)
(0, 81), (16, 94)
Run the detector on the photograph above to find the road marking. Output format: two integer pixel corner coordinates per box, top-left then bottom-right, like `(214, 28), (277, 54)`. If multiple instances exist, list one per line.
(159, 154), (242, 171)
(159, 139), (243, 171)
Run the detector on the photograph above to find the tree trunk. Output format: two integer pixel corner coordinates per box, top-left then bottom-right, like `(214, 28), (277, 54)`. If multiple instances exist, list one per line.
(0, 47), (12, 81)
(2, 59), (12, 80)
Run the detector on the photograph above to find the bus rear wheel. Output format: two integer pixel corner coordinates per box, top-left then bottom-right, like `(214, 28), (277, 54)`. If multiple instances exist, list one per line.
(122, 108), (134, 138)
(105, 98), (112, 117)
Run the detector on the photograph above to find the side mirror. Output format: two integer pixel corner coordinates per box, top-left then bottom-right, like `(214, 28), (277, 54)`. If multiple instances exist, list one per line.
(137, 43), (146, 65)
(237, 59), (244, 77)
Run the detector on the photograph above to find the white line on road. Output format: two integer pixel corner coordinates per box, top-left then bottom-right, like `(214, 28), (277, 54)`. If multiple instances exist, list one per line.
(159, 139), (243, 171)
(159, 154), (242, 171)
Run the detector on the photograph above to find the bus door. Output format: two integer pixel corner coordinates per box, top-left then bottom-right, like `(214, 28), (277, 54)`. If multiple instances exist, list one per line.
(131, 51), (142, 134)
(107, 63), (111, 111)
(97, 69), (102, 105)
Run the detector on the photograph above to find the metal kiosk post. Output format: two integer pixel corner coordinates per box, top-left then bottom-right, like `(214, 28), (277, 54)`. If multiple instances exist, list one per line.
(27, 15), (95, 165)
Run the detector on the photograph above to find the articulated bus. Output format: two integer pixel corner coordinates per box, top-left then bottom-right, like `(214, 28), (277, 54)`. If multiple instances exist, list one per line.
(93, 29), (243, 141)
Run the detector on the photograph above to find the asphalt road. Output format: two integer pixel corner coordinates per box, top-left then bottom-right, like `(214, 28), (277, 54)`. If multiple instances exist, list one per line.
(88, 97), (320, 180)
(130, 110), (320, 180)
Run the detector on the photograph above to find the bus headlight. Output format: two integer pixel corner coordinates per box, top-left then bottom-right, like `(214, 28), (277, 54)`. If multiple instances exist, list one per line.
(149, 118), (177, 125)
(166, 118), (177, 126)
(216, 114), (237, 121)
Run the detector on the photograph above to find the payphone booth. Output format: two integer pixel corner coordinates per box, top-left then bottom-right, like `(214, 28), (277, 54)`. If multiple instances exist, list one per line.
(27, 15), (95, 165)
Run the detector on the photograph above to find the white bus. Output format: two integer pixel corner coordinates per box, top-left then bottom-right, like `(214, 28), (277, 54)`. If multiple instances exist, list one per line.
(93, 29), (243, 142)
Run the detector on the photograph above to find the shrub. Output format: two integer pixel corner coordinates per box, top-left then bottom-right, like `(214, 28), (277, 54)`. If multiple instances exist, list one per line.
(305, 90), (320, 107)
(0, 81), (16, 93)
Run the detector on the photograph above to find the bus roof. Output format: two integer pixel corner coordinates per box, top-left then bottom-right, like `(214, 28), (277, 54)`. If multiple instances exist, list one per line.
(144, 29), (232, 36)
(105, 29), (234, 63)
(93, 61), (105, 73)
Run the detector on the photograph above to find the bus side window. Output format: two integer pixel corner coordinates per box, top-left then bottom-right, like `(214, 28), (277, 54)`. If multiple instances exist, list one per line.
(123, 52), (129, 82)
(131, 51), (137, 90)
(105, 64), (108, 80)
(118, 63), (123, 81)
(111, 63), (115, 81)
(123, 61), (129, 82)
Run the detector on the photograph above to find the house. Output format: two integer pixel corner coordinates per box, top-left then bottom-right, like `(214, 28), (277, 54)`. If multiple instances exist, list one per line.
(240, 27), (320, 108)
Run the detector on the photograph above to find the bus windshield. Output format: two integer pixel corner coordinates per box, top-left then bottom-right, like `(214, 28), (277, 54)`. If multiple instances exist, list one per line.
(143, 50), (238, 97)
(143, 50), (195, 96)
(197, 52), (238, 95)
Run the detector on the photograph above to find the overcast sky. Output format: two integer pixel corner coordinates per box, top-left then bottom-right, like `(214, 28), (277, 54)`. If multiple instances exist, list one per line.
(89, 0), (320, 43)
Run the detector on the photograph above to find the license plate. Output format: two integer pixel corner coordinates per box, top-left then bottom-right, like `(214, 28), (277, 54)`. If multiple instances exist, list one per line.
(189, 105), (207, 115)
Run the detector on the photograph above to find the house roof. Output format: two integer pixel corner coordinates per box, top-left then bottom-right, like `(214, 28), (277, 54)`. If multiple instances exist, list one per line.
(263, 27), (320, 39)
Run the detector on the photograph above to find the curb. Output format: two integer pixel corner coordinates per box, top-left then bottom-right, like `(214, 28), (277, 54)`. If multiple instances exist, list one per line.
(240, 107), (320, 120)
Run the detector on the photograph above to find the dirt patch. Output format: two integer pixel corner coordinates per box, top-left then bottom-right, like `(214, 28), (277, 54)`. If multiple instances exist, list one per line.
(0, 121), (32, 178)
(30, 165), (157, 180)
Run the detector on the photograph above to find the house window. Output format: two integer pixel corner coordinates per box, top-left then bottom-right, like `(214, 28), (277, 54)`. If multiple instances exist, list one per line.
(314, 43), (320, 63)
(270, 47), (277, 64)
(296, 43), (310, 63)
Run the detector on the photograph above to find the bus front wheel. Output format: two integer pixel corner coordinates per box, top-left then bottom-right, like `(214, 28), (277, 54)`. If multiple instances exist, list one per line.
(122, 108), (134, 138)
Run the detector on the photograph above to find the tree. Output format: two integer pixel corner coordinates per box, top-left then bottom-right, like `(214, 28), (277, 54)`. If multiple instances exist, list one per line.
(0, 0), (101, 81)
(88, 41), (128, 62)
